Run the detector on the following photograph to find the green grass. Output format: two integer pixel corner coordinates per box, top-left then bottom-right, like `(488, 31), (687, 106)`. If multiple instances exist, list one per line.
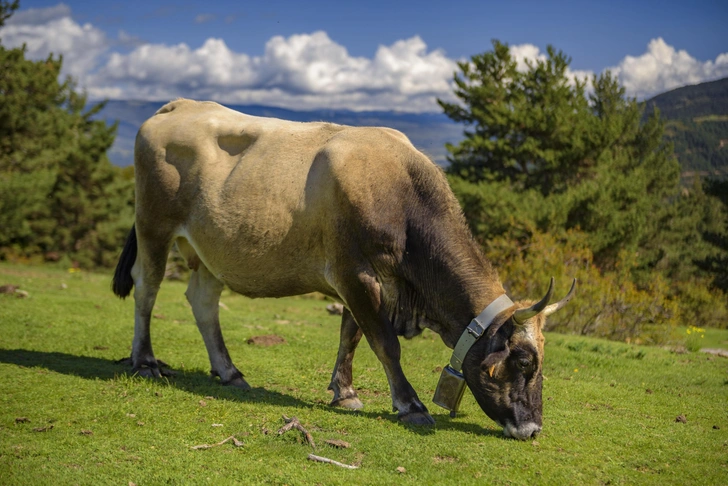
(1, 263), (727, 485)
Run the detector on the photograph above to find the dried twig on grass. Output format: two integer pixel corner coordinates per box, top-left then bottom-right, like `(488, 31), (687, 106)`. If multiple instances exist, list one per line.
(190, 436), (244, 450)
(278, 415), (316, 449)
(308, 454), (359, 469)
(325, 439), (351, 449)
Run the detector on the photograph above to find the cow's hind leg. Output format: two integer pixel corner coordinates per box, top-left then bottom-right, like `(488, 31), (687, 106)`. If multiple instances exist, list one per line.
(185, 263), (250, 389)
(328, 308), (364, 410)
(129, 229), (173, 378)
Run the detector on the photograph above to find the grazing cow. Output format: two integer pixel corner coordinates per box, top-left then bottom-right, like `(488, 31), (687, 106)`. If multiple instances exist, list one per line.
(112, 99), (574, 439)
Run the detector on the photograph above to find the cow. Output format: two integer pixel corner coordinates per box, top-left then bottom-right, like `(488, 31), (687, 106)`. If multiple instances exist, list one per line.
(112, 99), (574, 440)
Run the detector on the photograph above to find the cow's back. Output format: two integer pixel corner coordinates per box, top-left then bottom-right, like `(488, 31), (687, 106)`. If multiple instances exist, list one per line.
(134, 99), (448, 299)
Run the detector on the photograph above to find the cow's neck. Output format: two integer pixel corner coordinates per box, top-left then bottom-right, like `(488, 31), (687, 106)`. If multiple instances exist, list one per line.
(395, 219), (505, 349)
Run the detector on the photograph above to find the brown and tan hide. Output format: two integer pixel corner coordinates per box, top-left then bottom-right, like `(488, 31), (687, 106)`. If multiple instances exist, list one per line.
(112, 99), (573, 439)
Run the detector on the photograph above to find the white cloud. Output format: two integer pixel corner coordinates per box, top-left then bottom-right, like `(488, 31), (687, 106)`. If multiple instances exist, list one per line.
(194, 13), (215, 24)
(504, 39), (728, 99)
(5, 2), (70, 25)
(509, 43), (592, 90)
(2, 4), (726, 111)
(88, 30), (458, 111)
(609, 38), (728, 98)
(0, 15), (107, 81)
(510, 43), (546, 72)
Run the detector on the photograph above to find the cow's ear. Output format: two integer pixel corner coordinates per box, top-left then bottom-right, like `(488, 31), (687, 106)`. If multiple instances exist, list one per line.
(481, 344), (510, 376)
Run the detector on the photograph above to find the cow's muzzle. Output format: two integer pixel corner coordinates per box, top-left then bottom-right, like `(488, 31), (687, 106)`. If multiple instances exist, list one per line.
(502, 421), (541, 440)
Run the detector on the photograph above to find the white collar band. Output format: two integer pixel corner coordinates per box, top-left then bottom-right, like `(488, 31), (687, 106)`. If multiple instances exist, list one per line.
(449, 294), (514, 372)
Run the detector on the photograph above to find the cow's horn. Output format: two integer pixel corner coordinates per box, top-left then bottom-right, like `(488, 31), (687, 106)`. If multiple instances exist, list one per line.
(513, 277), (554, 325)
(543, 278), (577, 316)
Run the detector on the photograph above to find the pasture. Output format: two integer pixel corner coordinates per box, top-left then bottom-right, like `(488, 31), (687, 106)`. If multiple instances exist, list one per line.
(1, 263), (727, 485)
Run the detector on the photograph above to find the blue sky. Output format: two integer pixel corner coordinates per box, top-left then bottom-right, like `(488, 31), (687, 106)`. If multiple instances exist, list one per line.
(2, 1), (726, 111)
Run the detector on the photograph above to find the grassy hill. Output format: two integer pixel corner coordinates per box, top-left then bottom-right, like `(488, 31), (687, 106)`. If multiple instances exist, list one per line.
(1, 263), (727, 484)
(643, 77), (728, 177)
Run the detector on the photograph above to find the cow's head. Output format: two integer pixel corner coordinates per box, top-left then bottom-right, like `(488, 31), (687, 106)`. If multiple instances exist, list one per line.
(462, 279), (575, 440)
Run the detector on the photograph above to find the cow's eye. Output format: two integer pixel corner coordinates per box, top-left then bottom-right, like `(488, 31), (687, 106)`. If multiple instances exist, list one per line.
(517, 358), (532, 370)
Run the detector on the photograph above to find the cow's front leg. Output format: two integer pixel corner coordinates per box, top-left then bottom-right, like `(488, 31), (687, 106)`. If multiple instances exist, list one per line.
(186, 264), (250, 389)
(328, 308), (364, 410)
(341, 271), (434, 425)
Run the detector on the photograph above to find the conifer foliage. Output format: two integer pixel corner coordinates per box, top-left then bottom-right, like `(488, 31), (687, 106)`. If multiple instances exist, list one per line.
(439, 40), (728, 333)
(0, 1), (134, 267)
(439, 40), (681, 269)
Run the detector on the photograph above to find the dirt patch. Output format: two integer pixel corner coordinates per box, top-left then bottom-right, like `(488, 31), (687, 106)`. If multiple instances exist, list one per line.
(433, 455), (456, 464)
(247, 335), (287, 347)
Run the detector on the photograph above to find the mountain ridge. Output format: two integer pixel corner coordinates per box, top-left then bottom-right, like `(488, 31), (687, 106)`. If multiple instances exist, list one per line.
(96, 77), (728, 176)
(97, 100), (462, 167)
(642, 77), (728, 177)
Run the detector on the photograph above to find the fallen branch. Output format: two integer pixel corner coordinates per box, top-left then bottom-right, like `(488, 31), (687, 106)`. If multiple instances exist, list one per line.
(278, 415), (316, 449)
(190, 436), (244, 450)
(308, 454), (359, 469)
(325, 439), (350, 449)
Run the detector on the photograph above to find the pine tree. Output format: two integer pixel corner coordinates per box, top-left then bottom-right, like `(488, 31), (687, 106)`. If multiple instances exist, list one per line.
(0, 1), (17, 25)
(697, 179), (728, 290)
(438, 41), (681, 269)
(439, 41), (591, 195)
(0, 2), (134, 266)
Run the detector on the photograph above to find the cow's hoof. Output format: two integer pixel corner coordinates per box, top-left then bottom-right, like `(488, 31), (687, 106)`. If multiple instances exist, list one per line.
(133, 365), (175, 378)
(330, 397), (364, 410)
(134, 366), (162, 378)
(399, 411), (436, 425)
(119, 356), (174, 378)
(223, 376), (252, 390)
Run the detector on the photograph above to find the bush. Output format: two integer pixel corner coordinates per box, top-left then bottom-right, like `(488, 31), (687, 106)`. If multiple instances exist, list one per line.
(489, 230), (678, 344)
(672, 280), (728, 330)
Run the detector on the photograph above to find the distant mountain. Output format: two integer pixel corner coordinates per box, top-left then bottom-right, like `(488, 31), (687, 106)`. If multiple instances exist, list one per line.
(643, 77), (728, 177)
(95, 100), (463, 168)
(98, 78), (728, 178)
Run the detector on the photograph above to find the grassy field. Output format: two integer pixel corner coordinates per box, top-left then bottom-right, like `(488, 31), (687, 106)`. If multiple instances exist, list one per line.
(1, 263), (727, 485)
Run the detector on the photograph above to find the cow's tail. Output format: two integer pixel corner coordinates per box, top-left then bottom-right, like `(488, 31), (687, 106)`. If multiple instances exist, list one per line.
(112, 224), (137, 299)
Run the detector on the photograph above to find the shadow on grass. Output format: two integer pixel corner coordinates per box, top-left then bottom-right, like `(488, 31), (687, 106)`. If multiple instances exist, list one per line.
(0, 348), (501, 437)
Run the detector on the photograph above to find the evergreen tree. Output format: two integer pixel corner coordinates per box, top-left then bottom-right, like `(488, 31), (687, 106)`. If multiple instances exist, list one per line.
(438, 41), (681, 269)
(439, 41), (591, 194)
(0, 1), (134, 266)
(0, 1), (17, 25)
(697, 179), (728, 290)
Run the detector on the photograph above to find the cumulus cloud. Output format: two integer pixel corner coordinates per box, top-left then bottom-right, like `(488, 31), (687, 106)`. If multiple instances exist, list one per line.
(510, 43), (545, 71)
(512, 39), (728, 99)
(609, 38), (728, 98)
(87, 30), (458, 111)
(1, 13), (108, 81)
(508, 43), (592, 88)
(1, 3), (726, 111)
